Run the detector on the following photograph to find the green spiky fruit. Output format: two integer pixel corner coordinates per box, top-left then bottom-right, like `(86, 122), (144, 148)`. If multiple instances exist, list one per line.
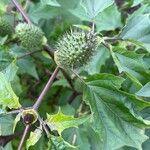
(54, 30), (99, 69)
(0, 17), (13, 37)
(15, 23), (45, 49)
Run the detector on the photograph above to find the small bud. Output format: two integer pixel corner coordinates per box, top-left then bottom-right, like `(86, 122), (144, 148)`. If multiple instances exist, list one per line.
(22, 109), (38, 125)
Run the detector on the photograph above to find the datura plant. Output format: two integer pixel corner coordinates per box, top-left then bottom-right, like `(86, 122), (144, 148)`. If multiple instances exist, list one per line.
(0, 0), (150, 150)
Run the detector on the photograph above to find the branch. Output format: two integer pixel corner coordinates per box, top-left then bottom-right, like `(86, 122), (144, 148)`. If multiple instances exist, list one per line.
(61, 69), (75, 90)
(0, 131), (23, 147)
(11, 0), (32, 24)
(17, 49), (42, 59)
(38, 117), (50, 137)
(33, 66), (59, 110)
(101, 42), (111, 50)
(68, 91), (80, 104)
(104, 37), (123, 43)
(43, 44), (54, 59)
(17, 125), (30, 150)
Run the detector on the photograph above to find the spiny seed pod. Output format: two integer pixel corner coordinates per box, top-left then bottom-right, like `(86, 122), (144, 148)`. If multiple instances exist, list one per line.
(0, 17), (13, 37)
(54, 30), (99, 69)
(15, 23), (45, 49)
(22, 109), (38, 125)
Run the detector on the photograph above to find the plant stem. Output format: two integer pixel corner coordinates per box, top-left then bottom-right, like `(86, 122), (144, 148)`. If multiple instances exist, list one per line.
(92, 21), (95, 33)
(43, 44), (54, 59)
(104, 37), (123, 42)
(38, 117), (50, 137)
(101, 42), (111, 50)
(71, 69), (86, 85)
(17, 50), (42, 59)
(17, 125), (30, 150)
(11, 0), (32, 24)
(60, 69), (75, 90)
(0, 109), (21, 117)
(33, 67), (59, 110)
(68, 91), (79, 104)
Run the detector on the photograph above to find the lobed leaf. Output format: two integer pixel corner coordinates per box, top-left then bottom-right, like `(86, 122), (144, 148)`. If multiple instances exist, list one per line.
(136, 82), (150, 97)
(120, 15), (150, 53)
(83, 73), (150, 150)
(26, 126), (43, 150)
(46, 109), (90, 135)
(111, 46), (150, 84)
(82, 0), (114, 18)
(47, 135), (77, 150)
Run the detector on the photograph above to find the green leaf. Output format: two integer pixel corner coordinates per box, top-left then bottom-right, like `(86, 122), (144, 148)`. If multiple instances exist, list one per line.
(69, 0), (115, 23)
(84, 45), (110, 74)
(0, 36), (8, 45)
(111, 46), (150, 84)
(26, 126), (43, 150)
(60, 104), (75, 116)
(11, 75), (22, 96)
(17, 58), (39, 80)
(0, 109), (13, 150)
(121, 74), (143, 94)
(75, 127), (91, 150)
(136, 82), (150, 97)
(29, 0), (80, 24)
(41, 0), (80, 9)
(13, 113), (21, 133)
(47, 135), (77, 150)
(83, 126), (105, 150)
(46, 109), (90, 135)
(28, 3), (61, 23)
(120, 15), (150, 53)
(55, 0), (80, 9)
(52, 79), (70, 88)
(11, 45), (39, 79)
(95, 4), (122, 32)
(41, 0), (61, 7)
(70, 3), (121, 32)
(2, 62), (18, 82)
(0, 109), (13, 135)
(83, 73), (150, 150)
(133, 0), (143, 6)
(0, 48), (13, 71)
(144, 55), (150, 69)
(82, 0), (114, 18)
(0, 0), (10, 15)
(69, 4), (91, 21)
(0, 72), (21, 109)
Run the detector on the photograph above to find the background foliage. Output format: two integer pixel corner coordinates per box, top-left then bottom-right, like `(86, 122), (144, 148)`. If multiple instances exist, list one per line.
(0, 0), (150, 150)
